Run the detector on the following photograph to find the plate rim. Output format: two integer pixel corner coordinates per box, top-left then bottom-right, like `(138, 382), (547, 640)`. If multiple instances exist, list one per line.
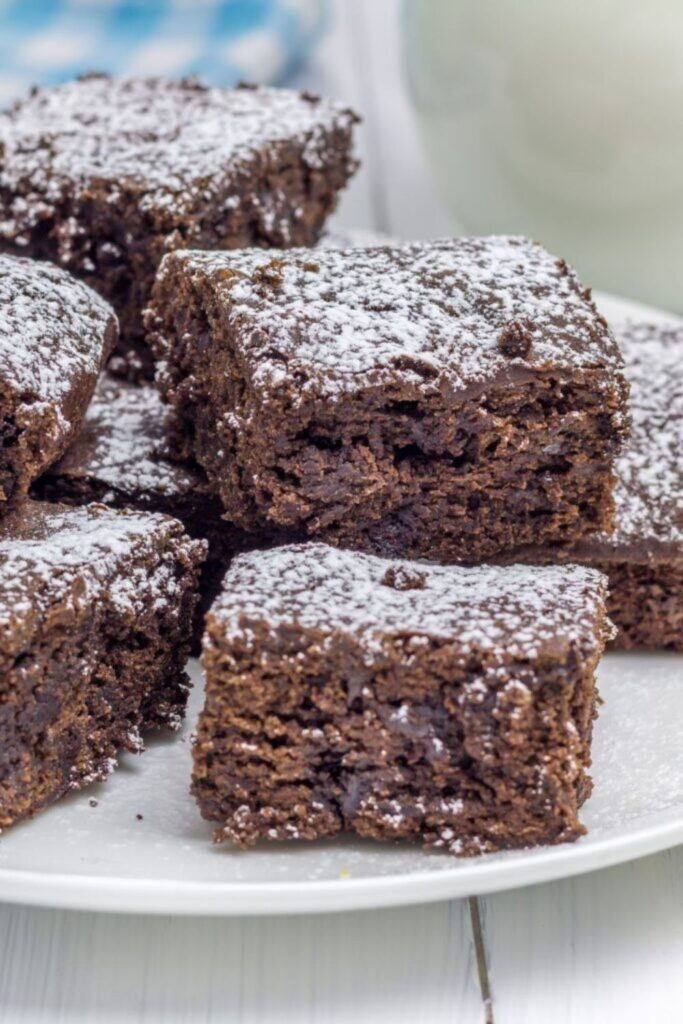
(1, 289), (681, 916)
(1, 806), (683, 916)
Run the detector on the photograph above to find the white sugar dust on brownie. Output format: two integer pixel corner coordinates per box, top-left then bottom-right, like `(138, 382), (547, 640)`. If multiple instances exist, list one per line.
(148, 236), (629, 562)
(0, 501), (205, 830)
(511, 320), (683, 650)
(193, 543), (613, 856)
(0, 253), (115, 512)
(0, 75), (358, 377)
(32, 372), (296, 646)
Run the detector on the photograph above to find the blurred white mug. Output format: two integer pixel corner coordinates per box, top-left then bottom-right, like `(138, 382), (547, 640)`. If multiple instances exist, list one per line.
(403, 0), (683, 311)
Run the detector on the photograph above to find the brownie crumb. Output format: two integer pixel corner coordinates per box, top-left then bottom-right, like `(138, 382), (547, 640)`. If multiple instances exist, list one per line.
(89, 799), (98, 808)
(252, 259), (285, 292)
(498, 319), (533, 358)
(381, 565), (427, 590)
(136, 813), (144, 821)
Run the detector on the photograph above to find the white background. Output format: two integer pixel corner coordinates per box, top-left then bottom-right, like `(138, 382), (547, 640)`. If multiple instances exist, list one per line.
(1, 2), (682, 1021)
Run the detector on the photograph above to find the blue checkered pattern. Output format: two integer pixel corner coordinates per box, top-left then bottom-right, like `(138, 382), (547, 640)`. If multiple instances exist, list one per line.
(0, 0), (327, 105)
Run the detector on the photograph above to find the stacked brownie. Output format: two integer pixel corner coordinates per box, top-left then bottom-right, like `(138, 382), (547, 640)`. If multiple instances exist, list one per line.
(147, 237), (628, 561)
(0, 74), (358, 378)
(0, 72), (359, 829)
(143, 232), (638, 855)
(0, 256), (206, 830)
(0, 70), (677, 858)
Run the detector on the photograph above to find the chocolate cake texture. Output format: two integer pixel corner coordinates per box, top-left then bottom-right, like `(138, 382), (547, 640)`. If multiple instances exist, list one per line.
(0, 74), (358, 378)
(0, 253), (115, 513)
(148, 236), (629, 562)
(33, 372), (294, 641)
(193, 543), (612, 855)
(0, 501), (204, 829)
(511, 320), (683, 650)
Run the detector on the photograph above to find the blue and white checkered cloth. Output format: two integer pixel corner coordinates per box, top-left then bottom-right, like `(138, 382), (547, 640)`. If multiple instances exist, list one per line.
(0, 0), (327, 105)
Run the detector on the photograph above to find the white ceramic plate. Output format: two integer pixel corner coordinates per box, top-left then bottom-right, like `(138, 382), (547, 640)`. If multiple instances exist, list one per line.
(0, 293), (680, 917)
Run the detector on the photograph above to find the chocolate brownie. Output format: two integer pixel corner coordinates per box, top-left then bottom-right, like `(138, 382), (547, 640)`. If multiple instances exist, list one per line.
(0, 500), (204, 829)
(509, 321), (683, 650)
(0, 253), (116, 513)
(0, 75), (358, 378)
(148, 236), (629, 562)
(194, 543), (612, 854)
(32, 372), (293, 641)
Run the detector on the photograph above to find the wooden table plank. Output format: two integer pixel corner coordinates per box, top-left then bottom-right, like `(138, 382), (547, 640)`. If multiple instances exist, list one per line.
(482, 847), (683, 1024)
(0, 900), (483, 1024)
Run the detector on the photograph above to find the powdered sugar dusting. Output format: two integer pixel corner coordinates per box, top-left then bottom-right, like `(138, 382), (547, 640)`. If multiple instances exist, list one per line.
(160, 237), (621, 401)
(0, 254), (113, 402)
(0, 76), (356, 230)
(606, 321), (683, 547)
(49, 372), (201, 498)
(0, 502), (205, 632)
(212, 543), (608, 661)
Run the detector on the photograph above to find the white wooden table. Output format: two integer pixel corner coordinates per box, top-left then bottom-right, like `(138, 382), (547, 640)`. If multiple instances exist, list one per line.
(2, 4), (682, 1021)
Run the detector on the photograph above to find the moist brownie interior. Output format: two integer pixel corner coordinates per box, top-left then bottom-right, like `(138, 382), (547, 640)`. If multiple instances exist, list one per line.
(148, 237), (629, 562)
(194, 543), (612, 855)
(0, 501), (205, 829)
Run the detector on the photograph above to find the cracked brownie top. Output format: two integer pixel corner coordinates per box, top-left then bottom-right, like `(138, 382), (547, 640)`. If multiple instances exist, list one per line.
(155, 236), (624, 403)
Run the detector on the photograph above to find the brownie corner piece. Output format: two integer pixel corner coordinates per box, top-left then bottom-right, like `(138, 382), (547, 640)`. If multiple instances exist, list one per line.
(149, 236), (628, 562)
(0, 75), (359, 376)
(0, 254), (116, 511)
(536, 319), (683, 650)
(0, 500), (205, 829)
(193, 543), (610, 855)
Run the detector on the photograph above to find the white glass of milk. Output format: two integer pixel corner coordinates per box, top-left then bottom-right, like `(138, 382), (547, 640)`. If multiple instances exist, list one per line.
(403, 0), (683, 312)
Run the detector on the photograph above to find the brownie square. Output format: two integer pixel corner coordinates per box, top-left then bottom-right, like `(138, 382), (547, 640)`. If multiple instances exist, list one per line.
(148, 236), (629, 562)
(193, 543), (611, 855)
(0, 74), (358, 378)
(0, 500), (205, 829)
(0, 253), (116, 512)
(32, 372), (294, 642)
(511, 321), (683, 650)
